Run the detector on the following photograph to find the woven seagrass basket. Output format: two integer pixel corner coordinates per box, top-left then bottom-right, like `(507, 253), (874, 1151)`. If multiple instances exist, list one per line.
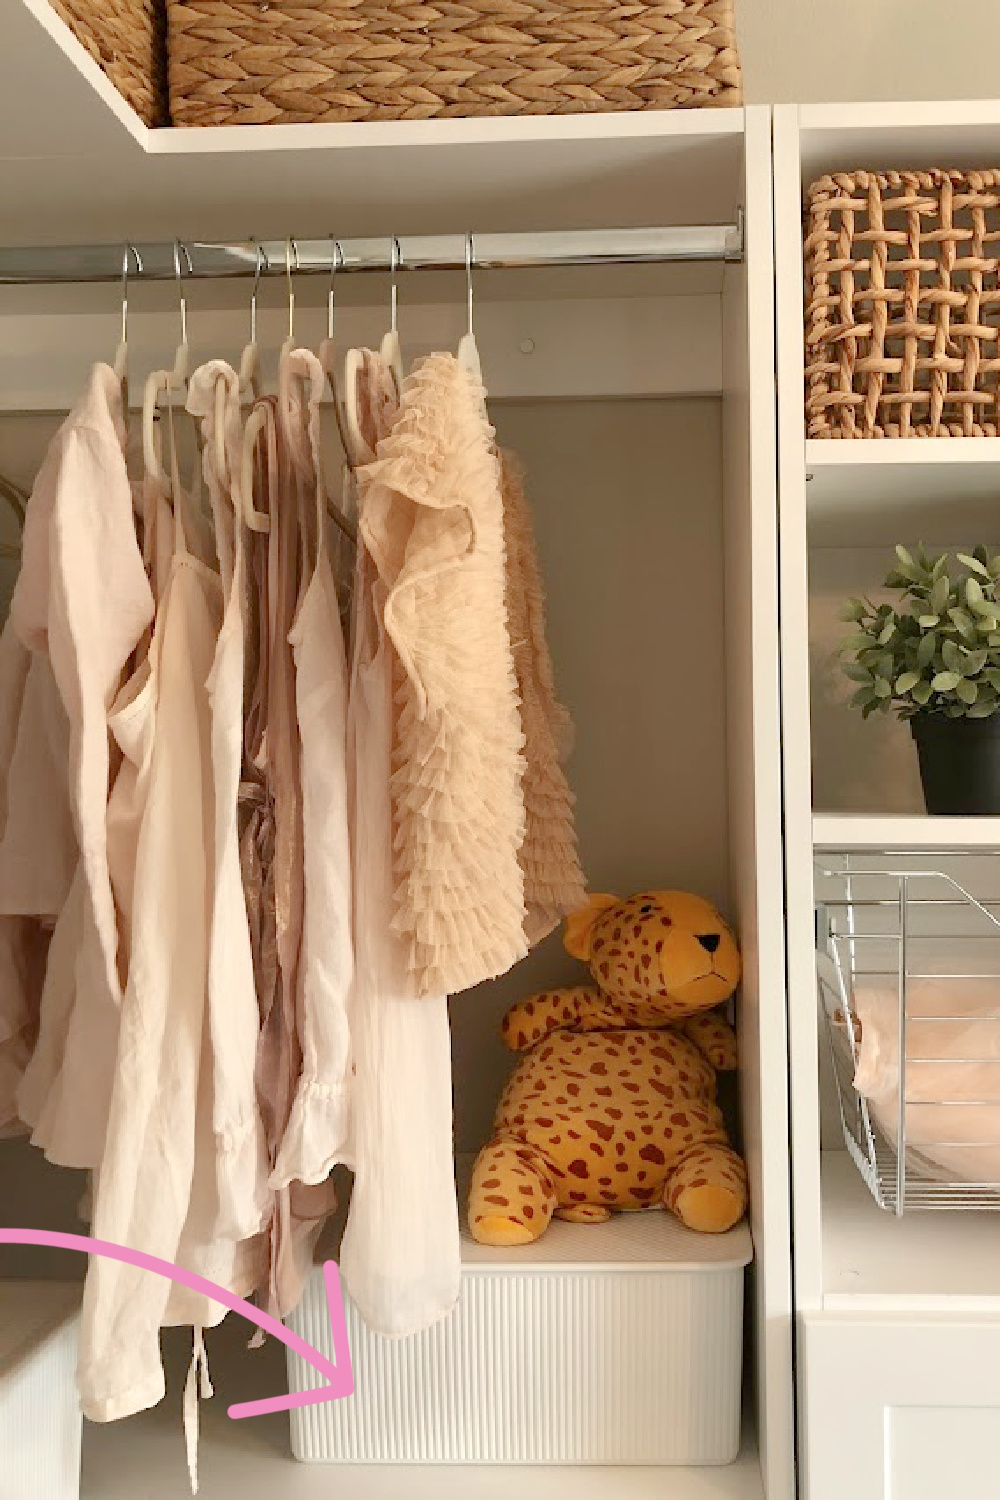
(47, 0), (169, 127)
(805, 168), (1000, 439)
(166, 0), (742, 127)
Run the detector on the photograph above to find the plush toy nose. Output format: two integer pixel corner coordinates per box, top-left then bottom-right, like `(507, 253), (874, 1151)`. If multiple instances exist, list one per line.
(696, 933), (720, 954)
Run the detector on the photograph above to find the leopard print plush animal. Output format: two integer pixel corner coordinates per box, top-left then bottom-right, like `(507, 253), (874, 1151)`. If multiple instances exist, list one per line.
(468, 891), (748, 1244)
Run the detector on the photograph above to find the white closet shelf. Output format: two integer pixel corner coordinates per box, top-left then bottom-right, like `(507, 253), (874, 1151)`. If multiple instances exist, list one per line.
(796, 99), (1000, 182)
(82, 1411), (764, 1500)
(813, 813), (1000, 850)
(822, 1151), (1000, 1312)
(2, 0), (745, 243)
(805, 439), (1000, 546)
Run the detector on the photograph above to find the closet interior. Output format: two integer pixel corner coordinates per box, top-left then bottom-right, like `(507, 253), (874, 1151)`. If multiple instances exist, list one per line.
(0, 12), (791, 1494)
(777, 100), (1000, 1500)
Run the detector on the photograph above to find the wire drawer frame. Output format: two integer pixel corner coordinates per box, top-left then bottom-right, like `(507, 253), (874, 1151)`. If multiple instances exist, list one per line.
(815, 850), (1000, 1215)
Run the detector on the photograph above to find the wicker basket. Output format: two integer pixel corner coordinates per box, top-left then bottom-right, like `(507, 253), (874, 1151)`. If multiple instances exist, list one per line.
(805, 169), (1000, 439)
(166, 0), (742, 127)
(46, 0), (169, 127)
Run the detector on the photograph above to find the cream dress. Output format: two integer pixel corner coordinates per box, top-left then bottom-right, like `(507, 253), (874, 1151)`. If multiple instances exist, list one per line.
(339, 349), (461, 1337)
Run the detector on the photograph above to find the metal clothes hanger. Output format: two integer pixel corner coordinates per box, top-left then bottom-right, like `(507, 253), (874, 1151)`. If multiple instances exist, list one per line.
(341, 234), (403, 470)
(112, 243), (142, 408)
(381, 234), (405, 392)
(457, 231), (483, 382)
(240, 236), (300, 523)
(312, 239), (358, 543)
(142, 240), (192, 488)
(232, 241), (270, 533)
(279, 236), (299, 370)
(238, 240), (264, 407)
(320, 236), (349, 447)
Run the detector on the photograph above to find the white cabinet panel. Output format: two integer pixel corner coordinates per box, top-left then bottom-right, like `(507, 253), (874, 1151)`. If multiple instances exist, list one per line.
(889, 1408), (1000, 1500)
(801, 1313), (1000, 1500)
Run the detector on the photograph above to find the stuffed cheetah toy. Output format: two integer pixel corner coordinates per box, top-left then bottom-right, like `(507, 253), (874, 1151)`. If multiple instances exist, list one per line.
(468, 890), (748, 1244)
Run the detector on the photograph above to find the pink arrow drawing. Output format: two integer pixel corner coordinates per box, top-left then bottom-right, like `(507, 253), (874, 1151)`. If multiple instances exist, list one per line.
(0, 1229), (353, 1420)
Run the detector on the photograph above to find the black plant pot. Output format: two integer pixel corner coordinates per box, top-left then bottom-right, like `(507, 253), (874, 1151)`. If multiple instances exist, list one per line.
(911, 713), (1000, 815)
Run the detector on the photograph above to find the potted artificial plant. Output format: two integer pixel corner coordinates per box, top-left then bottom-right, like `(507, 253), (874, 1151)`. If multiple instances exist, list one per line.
(840, 545), (1000, 815)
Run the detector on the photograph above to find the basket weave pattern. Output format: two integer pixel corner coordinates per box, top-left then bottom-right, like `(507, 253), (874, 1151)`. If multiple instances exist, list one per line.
(805, 169), (1000, 439)
(166, 0), (741, 126)
(47, 0), (169, 127)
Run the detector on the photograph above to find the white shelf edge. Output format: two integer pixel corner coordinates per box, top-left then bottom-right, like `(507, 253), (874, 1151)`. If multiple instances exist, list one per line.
(807, 437), (1000, 467)
(801, 99), (1000, 134)
(822, 1151), (1000, 1314)
(813, 813), (1000, 849)
(149, 107), (747, 158)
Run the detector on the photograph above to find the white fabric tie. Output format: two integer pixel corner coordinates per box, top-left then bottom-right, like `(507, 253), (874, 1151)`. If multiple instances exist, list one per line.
(183, 1325), (214, 1495)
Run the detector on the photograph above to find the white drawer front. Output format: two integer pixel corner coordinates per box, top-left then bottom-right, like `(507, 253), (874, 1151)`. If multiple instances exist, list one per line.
(889, 1407), (999, 1500)
(801, 1314), (1000, 1500)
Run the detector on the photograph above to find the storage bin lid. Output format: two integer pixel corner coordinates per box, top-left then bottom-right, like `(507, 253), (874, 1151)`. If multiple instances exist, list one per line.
(0, 1282), (79, 1377)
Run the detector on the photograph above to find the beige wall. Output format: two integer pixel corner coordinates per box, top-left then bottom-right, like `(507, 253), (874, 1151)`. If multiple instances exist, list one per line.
(454, 396), (729, 1154)
(737, 0), (1000, 104)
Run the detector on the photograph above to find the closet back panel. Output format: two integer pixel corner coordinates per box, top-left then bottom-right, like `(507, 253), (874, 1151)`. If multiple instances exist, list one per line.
(452, 395), (728, 1158)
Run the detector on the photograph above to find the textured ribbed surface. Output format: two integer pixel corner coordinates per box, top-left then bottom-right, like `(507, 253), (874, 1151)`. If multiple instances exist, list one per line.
(0, 1284), (81, 1499)
(166, 0), (742, 127)
(289, 1260), (744, 1464)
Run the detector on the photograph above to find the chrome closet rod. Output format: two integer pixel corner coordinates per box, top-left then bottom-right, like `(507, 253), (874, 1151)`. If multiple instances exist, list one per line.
(0, 222), (743, 284)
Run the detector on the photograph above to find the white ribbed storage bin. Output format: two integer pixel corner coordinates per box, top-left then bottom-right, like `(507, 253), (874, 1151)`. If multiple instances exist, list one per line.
(287, 1210), (751, 1465)
(0, 1282), (81, 1500)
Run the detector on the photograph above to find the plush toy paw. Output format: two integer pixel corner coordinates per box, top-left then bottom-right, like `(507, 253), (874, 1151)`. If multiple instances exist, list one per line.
(473, 1215), (539, 1247)
(554, 1203), (613, 1224)
(664, 1143), (748, 1233)
(673, 1182), (745, 1234)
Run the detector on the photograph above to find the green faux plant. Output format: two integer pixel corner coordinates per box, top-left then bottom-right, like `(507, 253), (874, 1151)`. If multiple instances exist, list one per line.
(839, 545), (1000, 721)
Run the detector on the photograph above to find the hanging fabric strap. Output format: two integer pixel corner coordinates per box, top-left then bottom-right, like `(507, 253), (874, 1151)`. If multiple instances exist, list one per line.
(182, 1324), (215, 1496)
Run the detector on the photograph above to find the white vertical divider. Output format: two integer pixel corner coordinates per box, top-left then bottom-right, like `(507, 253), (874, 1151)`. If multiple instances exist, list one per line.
(722, 104), (795, 1500)
(774, 101), (825, 1315)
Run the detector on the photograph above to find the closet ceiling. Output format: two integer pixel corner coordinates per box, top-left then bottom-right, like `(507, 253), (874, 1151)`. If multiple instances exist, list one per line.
(1, 0), (743, 245)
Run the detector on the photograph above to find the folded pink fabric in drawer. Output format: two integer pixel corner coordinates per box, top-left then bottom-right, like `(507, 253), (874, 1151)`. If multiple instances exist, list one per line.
(854, 977), (1000, 1184)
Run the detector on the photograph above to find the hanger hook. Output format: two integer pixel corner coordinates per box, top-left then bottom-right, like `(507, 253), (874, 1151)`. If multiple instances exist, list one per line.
(285, 237), (298, 344)
(466, 232), (475, 340)
(173, 240), (190, 346)
(249, 239), (265, 347)
(390, 235), (400, 336)
(327, 237), (343, 342)
(120, 245), (130, 349)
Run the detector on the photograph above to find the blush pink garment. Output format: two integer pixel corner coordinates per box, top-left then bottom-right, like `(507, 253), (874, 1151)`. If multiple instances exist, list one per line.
(187, 361), (269, 1244)
(271, 349), (354, 1194)
(10, 367), (153, 1170)
(79, 446), (225, 1423)
(358, 352), (527, 999)
(0, 618), (57, 1130)
(10, 363), (154, 1009)
(0, 648), (75, 920)
(241, 390), (332, 1318)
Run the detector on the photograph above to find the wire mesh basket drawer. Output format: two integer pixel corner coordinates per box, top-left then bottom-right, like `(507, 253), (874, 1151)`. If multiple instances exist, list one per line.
(804, 169), (1000, 438)
(815, 850), (1000, 1214)
(165, 0), (742, 127)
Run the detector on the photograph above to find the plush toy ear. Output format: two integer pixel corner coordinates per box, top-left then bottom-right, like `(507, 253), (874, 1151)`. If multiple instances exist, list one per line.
(563, 893), (620, 961)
